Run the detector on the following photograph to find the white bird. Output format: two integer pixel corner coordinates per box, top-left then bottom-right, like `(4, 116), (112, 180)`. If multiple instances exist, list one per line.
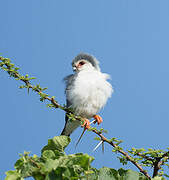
(61, 53), (113, 136)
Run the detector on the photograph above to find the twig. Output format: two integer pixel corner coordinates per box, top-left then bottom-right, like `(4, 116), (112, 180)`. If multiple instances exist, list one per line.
(136, 152), (154, 162)
(29, 158), (41, 169)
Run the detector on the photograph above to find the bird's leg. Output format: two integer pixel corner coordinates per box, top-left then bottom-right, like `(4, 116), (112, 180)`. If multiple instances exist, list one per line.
(76, 117), (102, 147)
(81, 119), (90, 129)
(93, 115), (103, 125)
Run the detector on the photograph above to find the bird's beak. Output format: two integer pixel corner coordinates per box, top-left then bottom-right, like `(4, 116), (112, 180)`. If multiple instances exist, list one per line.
(73, 66), (77, 72)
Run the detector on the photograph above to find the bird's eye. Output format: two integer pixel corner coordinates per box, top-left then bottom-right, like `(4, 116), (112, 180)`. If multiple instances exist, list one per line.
(79, 61), (85, 66)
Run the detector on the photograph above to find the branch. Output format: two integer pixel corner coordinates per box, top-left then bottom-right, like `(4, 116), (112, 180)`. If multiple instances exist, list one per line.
(136, 152), (154, 162)
(2, 56), (168, 180)
(92, 129), (151, 180)
(152, 151), (169, 178)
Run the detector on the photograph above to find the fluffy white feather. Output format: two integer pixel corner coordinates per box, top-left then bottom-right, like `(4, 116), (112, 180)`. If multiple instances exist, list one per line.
(61, 53), (113, 136)
(66, 70), (112, 118)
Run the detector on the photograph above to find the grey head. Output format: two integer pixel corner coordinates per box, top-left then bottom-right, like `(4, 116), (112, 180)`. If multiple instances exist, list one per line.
(72, 53), (100, 71)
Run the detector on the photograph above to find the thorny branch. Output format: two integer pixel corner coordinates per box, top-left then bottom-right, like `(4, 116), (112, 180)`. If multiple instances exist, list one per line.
(152, 151), (169, 178)
(92, 129), (151, 179)
(1, 56), (169, 179)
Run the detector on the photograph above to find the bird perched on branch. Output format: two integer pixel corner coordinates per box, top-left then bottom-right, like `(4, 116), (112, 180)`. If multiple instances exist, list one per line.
(61, 53), (113, 136)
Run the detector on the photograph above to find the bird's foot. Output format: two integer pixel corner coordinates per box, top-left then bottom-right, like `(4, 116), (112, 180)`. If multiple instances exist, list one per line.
(81, 119), (90, 129)
(93, 115), (103, 125)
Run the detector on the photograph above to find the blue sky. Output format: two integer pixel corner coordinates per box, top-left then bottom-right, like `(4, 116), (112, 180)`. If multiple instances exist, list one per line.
(1, 0), (169, 179)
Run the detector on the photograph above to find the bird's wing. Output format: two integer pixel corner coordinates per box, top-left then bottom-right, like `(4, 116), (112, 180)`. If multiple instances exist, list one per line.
(60, 99), (71, 136)
(61, 112), (81, 136)
(63, 74), (74, 91)
(61, 75), (81, 136)
(60, 113), (71, 136)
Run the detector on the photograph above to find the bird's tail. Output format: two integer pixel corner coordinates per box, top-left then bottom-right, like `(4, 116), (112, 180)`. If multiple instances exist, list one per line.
(60, 114), (81, 136)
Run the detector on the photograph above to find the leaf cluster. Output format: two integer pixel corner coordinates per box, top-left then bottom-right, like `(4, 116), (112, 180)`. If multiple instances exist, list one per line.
(5, 136), (156, 180)
(127, 148), (169, 177)
(0, 57), (35, 81)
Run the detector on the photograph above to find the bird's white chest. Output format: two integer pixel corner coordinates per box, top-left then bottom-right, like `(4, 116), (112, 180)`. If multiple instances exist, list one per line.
(66, 70), (112, 118)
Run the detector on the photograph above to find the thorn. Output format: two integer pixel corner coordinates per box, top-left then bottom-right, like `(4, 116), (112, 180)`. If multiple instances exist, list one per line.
(75, 127), (86, 147)
(102, 141), (104, 154)
(75, 120), (97, 148)
(27, 87), (30, 94)
(93, 140), (104, 152)
(90, 120), (97, 125)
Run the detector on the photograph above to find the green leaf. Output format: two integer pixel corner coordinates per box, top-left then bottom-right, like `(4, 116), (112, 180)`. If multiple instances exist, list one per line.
(116, 140), (123, 145)
(55, 167), (72, 179)
(32, 173), (45, 180)
(98, 128), (108, 134)
(94, 137), (101, 141)
(41, 159), (59, 173)
(59, 153), (94, 171)
(14, 159), (24, 170)
(164, 173), (169, 178)
(42, 87), (48, 91)
(118, 168), (147, 180)
(98, 167), (119, 180)
(45, 170), (62, 180)
(120, 169), (139, 180)
(42, 150), (56, 159)
(46, 104), (56, 108)
(152, 177), (166, 180)
(42, 136), (71, 153)
(28, 77), (36, 80)
(5, 170), (23, 180)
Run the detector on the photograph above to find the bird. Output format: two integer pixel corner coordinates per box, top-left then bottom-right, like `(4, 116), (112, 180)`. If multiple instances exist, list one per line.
(61, 53), (113, 136)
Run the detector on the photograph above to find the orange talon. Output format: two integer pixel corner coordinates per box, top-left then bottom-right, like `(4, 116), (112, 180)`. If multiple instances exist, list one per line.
(81, 119), (90, 129)
(93, 115), (103, 125)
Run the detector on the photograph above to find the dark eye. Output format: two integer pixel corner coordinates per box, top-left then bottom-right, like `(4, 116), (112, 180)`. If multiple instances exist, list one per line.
(79, 61), (85, 66)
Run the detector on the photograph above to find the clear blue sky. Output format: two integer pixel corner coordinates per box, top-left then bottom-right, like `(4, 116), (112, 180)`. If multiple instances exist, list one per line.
(1, 0), (169, 179)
